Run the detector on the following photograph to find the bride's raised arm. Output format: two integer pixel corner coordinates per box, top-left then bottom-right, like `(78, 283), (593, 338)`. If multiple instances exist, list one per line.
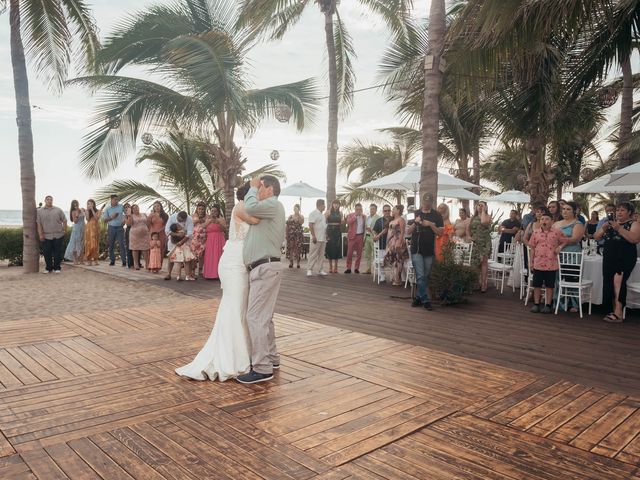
(235, 202), (260, 225)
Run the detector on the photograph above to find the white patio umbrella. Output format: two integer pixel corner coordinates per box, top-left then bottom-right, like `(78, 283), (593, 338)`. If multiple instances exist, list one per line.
(359, 164), (478, 192)
(570, 173), (640, 194)
(439, 188), (483, 201)
(280, 181), (326, 209)
(490, 190), (531, 204)
(605, 162), (640, 188)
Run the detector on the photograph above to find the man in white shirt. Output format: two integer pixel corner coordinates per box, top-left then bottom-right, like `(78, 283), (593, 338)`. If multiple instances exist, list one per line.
(164, 211), (194, 280)
(307, 199), (328, 276)
(363, 204), (381, 274)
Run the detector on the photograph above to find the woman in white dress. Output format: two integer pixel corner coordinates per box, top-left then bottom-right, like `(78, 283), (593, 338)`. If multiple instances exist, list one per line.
(175, 184), (259, 381)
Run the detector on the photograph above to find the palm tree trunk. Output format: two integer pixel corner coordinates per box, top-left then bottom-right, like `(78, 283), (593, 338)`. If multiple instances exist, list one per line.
(472, 143), (480, 211)
(420, 0), (446, 201)
(526, 135), (549, 205)
(617, 57), (633, 203)
(324, 10), (339, 205)
(9, 0), (38, 273)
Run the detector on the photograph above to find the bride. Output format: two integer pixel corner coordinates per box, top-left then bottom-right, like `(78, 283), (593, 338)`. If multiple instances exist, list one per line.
(175, 183), (258, 381)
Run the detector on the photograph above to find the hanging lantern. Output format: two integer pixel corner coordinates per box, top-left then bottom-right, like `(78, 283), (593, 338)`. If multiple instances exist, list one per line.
(106, 115), (121, 130)
(141, 133), (154, 145)
(597, 86), (618, 108)
(582, 167), (594, 180)
(270, 150), (280, 161)
(274, 103), (292, 123)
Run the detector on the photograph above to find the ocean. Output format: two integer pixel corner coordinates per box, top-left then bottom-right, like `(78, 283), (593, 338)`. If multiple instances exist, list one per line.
(0, 210), (22, 227)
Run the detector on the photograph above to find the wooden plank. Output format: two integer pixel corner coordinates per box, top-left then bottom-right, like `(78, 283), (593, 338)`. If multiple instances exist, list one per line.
(0, 430), (14, 457)
(593, 408), (640, 458)
(20, 449), (70, 480)
(4, 347), (58, 383)
(67, 437), (136, 479)
(0, 455), (34, 479)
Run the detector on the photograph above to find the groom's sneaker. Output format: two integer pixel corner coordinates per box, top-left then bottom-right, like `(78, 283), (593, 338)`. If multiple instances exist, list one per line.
(236, 370), (273, 384)
(272, 362), (280, 369)
(306, 270), (313, 277)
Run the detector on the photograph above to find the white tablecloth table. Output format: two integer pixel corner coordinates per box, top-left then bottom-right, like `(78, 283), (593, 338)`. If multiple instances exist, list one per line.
(582, 256), (640, 306)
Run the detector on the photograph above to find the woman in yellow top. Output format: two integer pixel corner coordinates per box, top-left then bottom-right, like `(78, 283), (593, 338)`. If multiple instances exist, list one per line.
(84, 199), (102, 265)
(435, 203), (455, 261)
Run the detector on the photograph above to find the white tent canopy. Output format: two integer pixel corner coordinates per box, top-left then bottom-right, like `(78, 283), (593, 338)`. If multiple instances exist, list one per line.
(439, 188), (483, 201)
(605, 162), (640, 189)
(570, 173), (640, 194)
(359, 164), (478, 192)
(490, 190), (531, 204)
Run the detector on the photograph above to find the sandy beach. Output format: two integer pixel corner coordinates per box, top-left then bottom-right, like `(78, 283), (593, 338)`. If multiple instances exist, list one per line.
(0, 263), (186, 321)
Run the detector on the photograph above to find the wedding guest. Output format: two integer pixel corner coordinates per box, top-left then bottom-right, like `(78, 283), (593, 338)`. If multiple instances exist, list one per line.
(385, 205), (408, 286)
(528, 210), (565, 314)
(148, 232), (163, 273)
(203, 205), (226, 280)
(553, 201), (585, 313)
(307, 199), (327, 276)
(547, 201), (561, 222)
(595, 202), (640, 322)
(435, 203), (454, 261)
(523, 205), (545, 246)
(123, 202), (134, 268)
(408, 195), (443, 308)
(148, 201), (168, 254)
(125, 204), (150, 270)
(164, 211), (194, 280)
(64, 199), (85, 265)
(454, 208), (471, 242)
(325, 201), (343, 274)
(344, 203), (367, 274)
(586, 211), (599, 239)
(286, 204), (304, 269)
(103, 194), (126, 266)
(36, 195), (67, 274)
(498, 209), (521, 253)
(596, 204), (616, 253)
(363, 204), (381, 274)
(191, 202), (208, 277)
(576, 206), (587, 225)
(168, 223), (194, 281)
(373, 204), (392, 282)
(83, 199), (101, 265)
(467, 201), (492, 292)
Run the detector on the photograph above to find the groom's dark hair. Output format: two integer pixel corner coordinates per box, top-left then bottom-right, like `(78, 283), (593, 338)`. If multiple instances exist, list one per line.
(261, 175), (281, 197)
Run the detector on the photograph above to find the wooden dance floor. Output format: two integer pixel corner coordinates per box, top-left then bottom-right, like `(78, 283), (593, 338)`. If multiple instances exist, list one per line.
(2, 293), (640, 477)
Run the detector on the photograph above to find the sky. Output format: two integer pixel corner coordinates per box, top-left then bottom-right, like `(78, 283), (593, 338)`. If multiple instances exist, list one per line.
(0, 0), (428, 214)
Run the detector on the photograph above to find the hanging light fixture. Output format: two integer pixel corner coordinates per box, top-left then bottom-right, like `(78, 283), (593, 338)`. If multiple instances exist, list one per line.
(141, 133), (154, 145)
(597, 86), (618, 108)
(270, 150), (280, 161)
(106, 115), (121, 130)
(274, 103), (292, 123)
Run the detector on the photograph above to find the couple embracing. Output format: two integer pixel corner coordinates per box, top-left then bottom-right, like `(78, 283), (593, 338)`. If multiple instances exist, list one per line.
(175, 176), (285, 384)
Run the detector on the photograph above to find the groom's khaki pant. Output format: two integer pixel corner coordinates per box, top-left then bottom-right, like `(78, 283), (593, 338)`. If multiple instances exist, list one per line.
(247, 262), (282, 374)
(307, 240), (326, 274)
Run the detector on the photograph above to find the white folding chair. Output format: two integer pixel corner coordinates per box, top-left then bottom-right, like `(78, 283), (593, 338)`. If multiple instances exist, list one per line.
(453, 242), (473, 267)
(555, 251), (592, 318)
(518, 243), (528, 300)
(405, 263), (415, 289)
(372, 243), (385, 284)
(622, 282), (640, 319)
(488, 242), (516, 294)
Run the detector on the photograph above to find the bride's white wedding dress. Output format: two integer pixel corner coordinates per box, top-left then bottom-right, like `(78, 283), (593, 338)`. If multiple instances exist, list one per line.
(175, 204), (251, 381)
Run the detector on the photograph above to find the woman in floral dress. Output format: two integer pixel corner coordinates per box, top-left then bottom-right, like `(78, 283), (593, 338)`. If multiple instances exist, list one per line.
(286, 204), (304, 268)
(384, 205), (408, 285)
(467, 201), (493, 292)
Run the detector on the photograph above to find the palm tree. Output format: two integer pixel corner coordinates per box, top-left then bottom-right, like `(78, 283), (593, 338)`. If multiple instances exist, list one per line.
(237, 0), (414, 205)
(337, 128), (419, 206)
(94, 131), (285, 213)
(73, 0), (318, 219)
(8, 0), (99, 272)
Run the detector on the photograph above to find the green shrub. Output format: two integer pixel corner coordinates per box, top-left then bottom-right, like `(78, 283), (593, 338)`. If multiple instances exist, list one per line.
(430, 242), (479, 305)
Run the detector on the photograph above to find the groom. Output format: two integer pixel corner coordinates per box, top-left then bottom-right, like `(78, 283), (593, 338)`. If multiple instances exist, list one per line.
(236, 175), (286, 384)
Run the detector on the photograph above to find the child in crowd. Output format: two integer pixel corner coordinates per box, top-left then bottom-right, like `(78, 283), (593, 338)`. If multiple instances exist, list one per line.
(148, 232), (163, 273)
(527, 210), (567, 314)
(168, 223), (195, 280)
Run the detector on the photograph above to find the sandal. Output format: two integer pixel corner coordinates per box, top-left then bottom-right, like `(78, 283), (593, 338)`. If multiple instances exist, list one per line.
(568, 307), (578, 313)
(604, 313), (623, 323)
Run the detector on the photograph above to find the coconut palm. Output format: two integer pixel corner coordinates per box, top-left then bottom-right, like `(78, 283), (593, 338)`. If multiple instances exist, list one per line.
(94, 131), (286, 213)
(237, 0), (414, 205)
(7, 0), (99, 272)
(73, 0), (318, 218)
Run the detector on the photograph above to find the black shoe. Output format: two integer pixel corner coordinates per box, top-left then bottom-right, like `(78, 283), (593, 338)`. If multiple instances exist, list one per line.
(344, 269), (351, 274)
(109, 262), (115, 266)
(423, 302), (433, 311)
(236, 370), (274, 384)
(354, 269), (360, 274)
(411, 298), (422, 307)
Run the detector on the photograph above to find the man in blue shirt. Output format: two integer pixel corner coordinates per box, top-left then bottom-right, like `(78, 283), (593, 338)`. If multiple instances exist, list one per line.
(103, 194), (126, 266)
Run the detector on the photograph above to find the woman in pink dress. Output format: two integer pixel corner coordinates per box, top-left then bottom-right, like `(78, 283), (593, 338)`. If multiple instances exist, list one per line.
(203, 205), (227, 279)
(148, 201), (168, 255)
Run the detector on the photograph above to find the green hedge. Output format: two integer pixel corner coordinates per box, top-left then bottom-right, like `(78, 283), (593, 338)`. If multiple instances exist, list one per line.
(0, 226), (109, 266)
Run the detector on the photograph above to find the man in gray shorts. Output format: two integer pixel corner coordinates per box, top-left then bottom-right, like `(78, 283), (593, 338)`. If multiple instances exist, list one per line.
(237, 175), (286, 384)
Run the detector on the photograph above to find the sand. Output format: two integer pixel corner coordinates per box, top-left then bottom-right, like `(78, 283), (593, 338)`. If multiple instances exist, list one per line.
(0, 263), (185, 321)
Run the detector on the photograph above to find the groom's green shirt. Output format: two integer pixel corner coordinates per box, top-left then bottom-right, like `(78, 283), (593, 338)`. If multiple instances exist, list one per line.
(243, 187), (286, 266)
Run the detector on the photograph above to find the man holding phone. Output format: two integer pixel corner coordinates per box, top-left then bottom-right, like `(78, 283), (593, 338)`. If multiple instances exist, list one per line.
(103, 194), (127, 266)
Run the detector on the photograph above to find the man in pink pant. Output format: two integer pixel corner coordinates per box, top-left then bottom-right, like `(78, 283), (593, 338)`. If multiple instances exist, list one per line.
(344, 203), (367, 274)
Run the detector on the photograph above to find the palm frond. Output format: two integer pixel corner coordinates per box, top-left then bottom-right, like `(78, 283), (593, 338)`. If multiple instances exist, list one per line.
(245, 163), (287, 182)
(60, 0), (101, 72)
(333, 11), (356, 117)
(338, 182), (401, 209)
(237, 0), (308, 40)
(94, 180), (180, 213)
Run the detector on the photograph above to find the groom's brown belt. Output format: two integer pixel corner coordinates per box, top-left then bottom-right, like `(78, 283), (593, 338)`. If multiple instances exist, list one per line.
(247, 257), (280, 271)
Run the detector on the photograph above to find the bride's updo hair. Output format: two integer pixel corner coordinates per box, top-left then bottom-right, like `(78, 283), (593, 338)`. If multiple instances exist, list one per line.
(237, 181), (251, 201)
